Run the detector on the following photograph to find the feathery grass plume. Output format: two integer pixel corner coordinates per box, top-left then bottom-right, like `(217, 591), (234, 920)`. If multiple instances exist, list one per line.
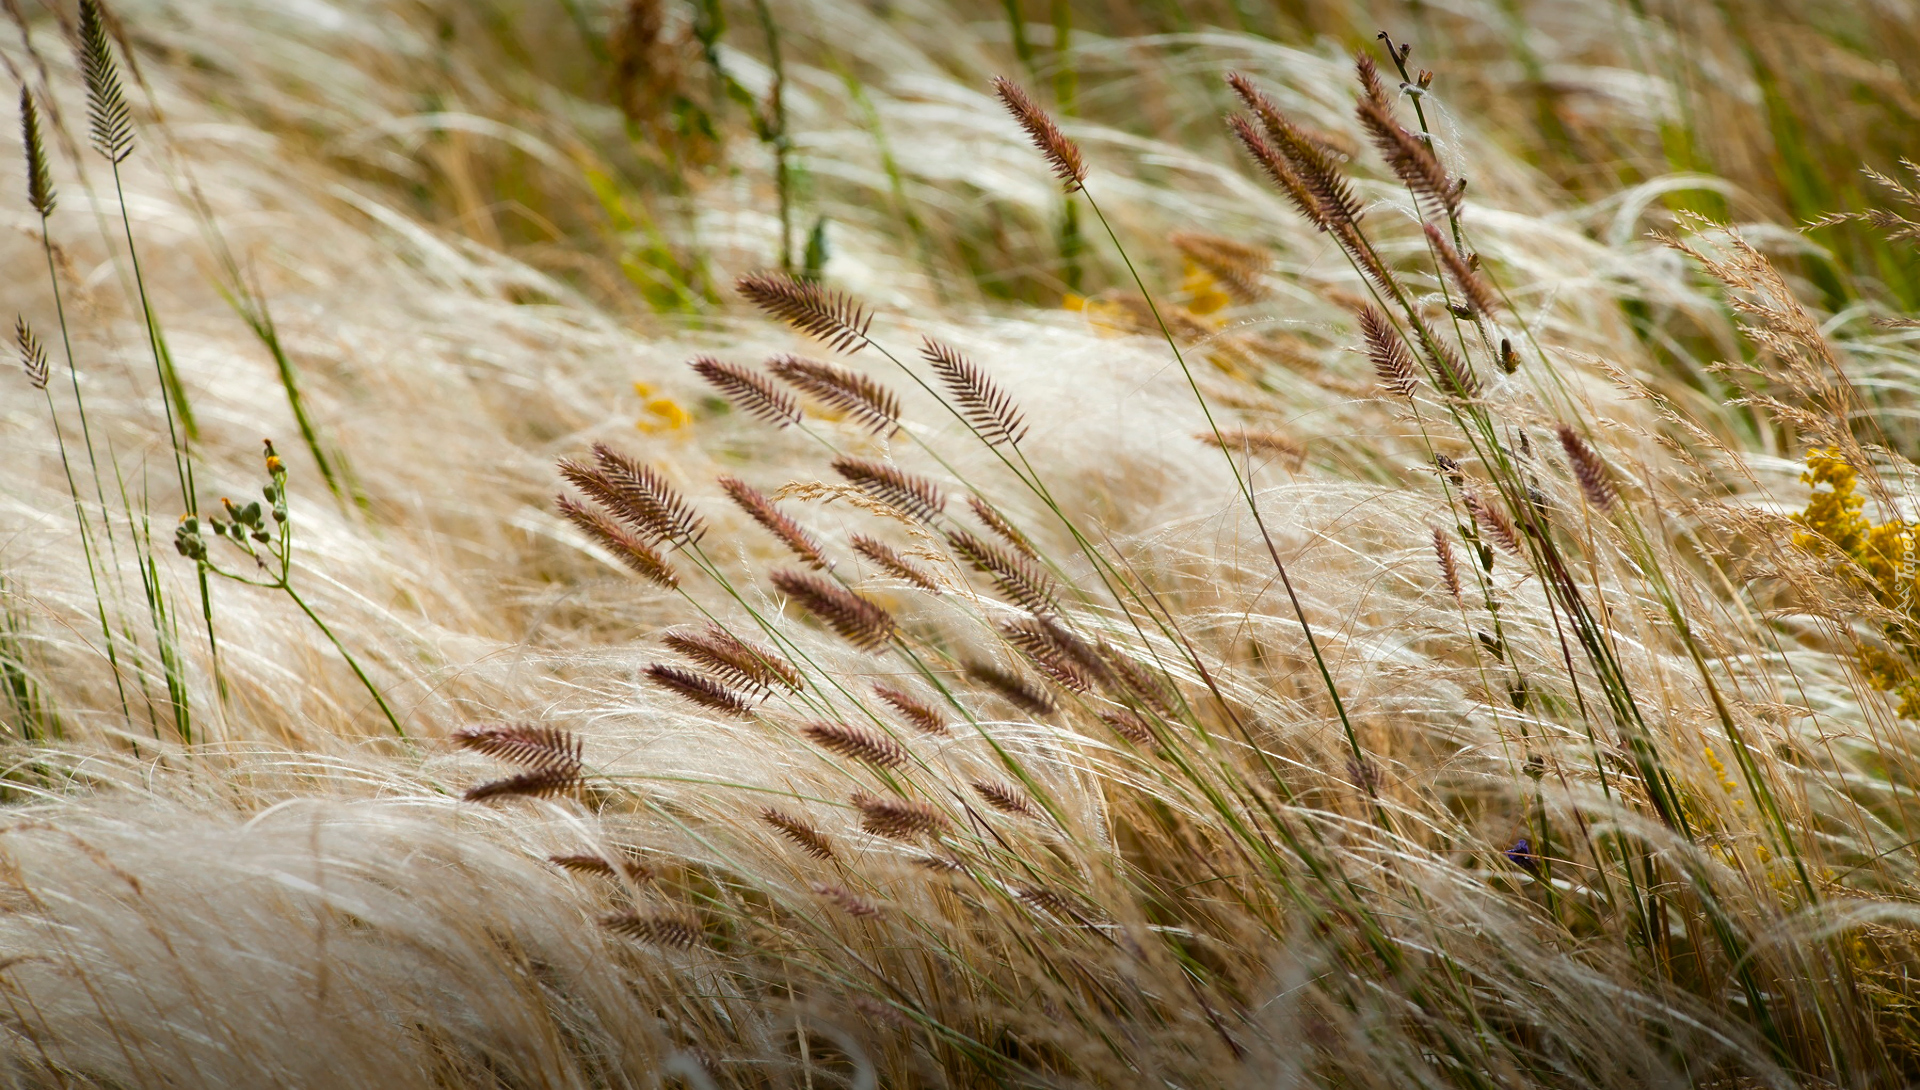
(990, 75), (1086, 191)
(851, 534), (940, 591)
(967, 496), (1037, 559)
(644, 663), (755, 717)
(718, 475), (830, 570)
(1099, 648), (1176, 717)
(945, 527), (1059, 615)
(77, 0), (134, 164)
(802, 720), (909, 770)
(450, 723), (584, 776)
(602, 912), (702, 948)
(768, 355), (899, 435)
(663, 623), (801, 693)
(1099, 707), (1155, 746)
(1198, 428), (1306, 471)
(971, 780), (1037, 819)
(15, 319), (49, 390)
(19, 89), (54, 217)
(1425, 224), (1499, 317)
(1355, 53), (1460, 218)
(1227, 114), (1324, 231)
(999, 616), (1095, 692)
(590, 442), (704, 546)
(463, 766), (582, 802)
(1228, 72), (1364, 231)
(920, 337), (1028, 447)
(812, 882), (883, 917)
(966, 660), (1057, 715)
(1016, 886), (1089, 924)
(1466, 493), (1521, 554)
(852, 792), (947, 840)
(873, 683), (947, 735)
(831, 457), (945, 523)
(549, 854), (652, 881)
(559, 454), (690, 549)
(556, 494), (679, 588)
(1170, 231), (1270, 303)
(689, 356), (799, 427)
(1415, 322), (1480, 400)
(736, 272), (872, 354)
(1556, 425), (1617, 511)
(1358, 306), (1418, 397)
(761, 807), (835, 860)
(770, 569), (895, 650)
(1433, 526), (1463, 604)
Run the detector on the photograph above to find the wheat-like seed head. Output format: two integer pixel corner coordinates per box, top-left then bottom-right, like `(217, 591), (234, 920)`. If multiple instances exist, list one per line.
(966, 496), (1036, 559)
(991, 76), (1086, 191)
(463, 767), (582, 802)
(999, 616), (1096, 693)
(77, 0), (134, 164)
(1466, 493), (1521, 554)
(1228, 72), (1363, 231)
(556, 494), (679, 588)
(920, 337), (1028, 447)
(770, 570), (895, 651)
(971, 780), (1037, 819)
(966, 660), (1057, 716)
(1170, 231), (1271, 303)
(945, 528), (1059, 615)
(737, 272), (872, 354)
(1425, 224), (1499, 318)
(590, 443), (705, 547)
(1358, 307), (1418, 397)
(768, 355), (899, 435)
(802, 720), (909, 770)
(1557, 426), (1617, 511)
(451, 723), (583, 775)
(1099, 707), (1156, 746)
(663, 624), (801, 693)
(19, 89), (55, 217)
(15, 318), (49, 391)
(689, 356), (799, 427)
(852, 792), (946, 840)
(812, 882), (884, 917)
(872, 683), (947, 735)
(602, 912), (701, 948)
(644, 663), (755, 717)
(1432, 526), (1464, 604)
(851, 535), (941, 592)
(1356, 54), (1460, 219)
(761, 807), (835, 859)
(832, 457), (945, 523)
(719, 475), (831, 570)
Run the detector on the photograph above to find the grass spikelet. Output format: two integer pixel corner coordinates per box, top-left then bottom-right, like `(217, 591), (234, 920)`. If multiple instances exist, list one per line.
(556, 495), (679, 588)
(1359, 307), (1418, 397)
(1466, 493), (1521, 554)
(761, 807), (835, 859)
(991, 75), (1086, 191)
(644, 663), (755, 717)
(1356, 54), (1460, 218)
(19, 89), (55, 217)
(920, 337), (1028, 446)
(77, 0), (134, 164)
(873, 683), (947, 735)
(1198, 429), (1306, 471)
(1170, 231), (1269, 303)
(1099, 707), (1156, 746)
(719, 475), (830, 570)
(1099, 650), (1176, 717)
(1425, 224), (1499, 317)
(802, 720), (909, 770)
(971, 780), (1037, 819)
(770, 570), (895, 651)
(967, 496), (1037, 559)
(1433, 526), (1463, 604)
(451, 723), (584, 775)
(812, 882), (883, 917)
(967, 660), (1058, 715)
(1228, 72), (1364, 231)
(602, 912), (702, 949)
(663, 623), (801, 693)
(769, 355), (899, 435)
(16, 318), (49, 391)
(1557, 425), (1617, 511)
(1000, 616), (1096, 692)
(463, 767), (582, 802)
(591, 442), (704, 547)
(690, 356), (799, 427)
(736, 272), (872, 354)
(1415, 324), (1480, 400)
(851, 535), (941, 591)
(852, 792), (946, 840)
(945, 528), (1059, 614)
(831, 457), (945, 523)
(549, 854), (653, 881)
(1228, 113), (1325, 231)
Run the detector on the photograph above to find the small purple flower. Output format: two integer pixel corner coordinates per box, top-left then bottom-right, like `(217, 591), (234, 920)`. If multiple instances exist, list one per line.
(1504, 838), (1538, 874)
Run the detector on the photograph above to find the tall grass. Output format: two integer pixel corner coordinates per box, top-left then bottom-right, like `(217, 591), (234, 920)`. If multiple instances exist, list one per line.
(4, 0), (1920, 1086)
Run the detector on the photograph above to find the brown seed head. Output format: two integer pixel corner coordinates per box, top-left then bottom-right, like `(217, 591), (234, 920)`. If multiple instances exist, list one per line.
(556, 494), (679, 588)
(690, 356), (800, 427)
(663, 623), (801, 693)
(644, 663), (755, 717)
(852, 792), (947, 840)
(872, 683), (948, 735)
(1556, 425), (1616, 511)
(1466, 493), (1521, 554)
(768, 355), (899, 435)
(1432, 526), (1463, 604)
(15, 318), (49, 390)
(1358, 307), (1417, 397)
(761, 807), (836, 859)
(602, 912), (701, 948)
(803, 720), (909, 770)
(719, 475), (830, 570)
(832, 457), (945, 523)
(851, 535), (941, 592)
(772, 570), (896, 651)
(737, 272), (872, 354)
(920, 337), (1028, 447)
(991, 75), (1087, 191)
